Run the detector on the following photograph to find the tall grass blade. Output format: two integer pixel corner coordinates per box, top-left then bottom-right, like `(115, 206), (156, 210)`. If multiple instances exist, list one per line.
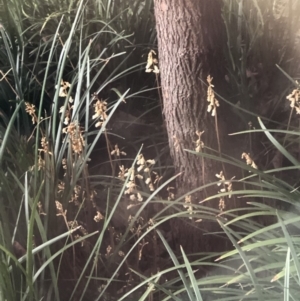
(0, 101), (23, 165)
(218, 219), (264, 300)
(157, 230), (194, 301)
(284, 247), (290, 301)
(277, 212), (300, 283)
(258, 117), (300, 166)
(180, 246), (203, 301)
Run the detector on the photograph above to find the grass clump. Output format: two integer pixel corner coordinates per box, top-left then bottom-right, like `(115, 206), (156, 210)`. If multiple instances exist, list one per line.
(0, 0), (159, 299)
(1, 0), (300, 300)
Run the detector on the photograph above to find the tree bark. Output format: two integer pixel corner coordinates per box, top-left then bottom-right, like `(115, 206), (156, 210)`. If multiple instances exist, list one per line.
(154, 0), (226, 252)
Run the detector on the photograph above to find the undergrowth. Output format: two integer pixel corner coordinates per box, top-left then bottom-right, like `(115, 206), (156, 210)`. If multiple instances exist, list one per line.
(1, 0), (300, 301)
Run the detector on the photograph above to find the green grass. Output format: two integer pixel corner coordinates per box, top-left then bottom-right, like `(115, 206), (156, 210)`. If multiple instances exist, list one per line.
(1, 0), (300, 300)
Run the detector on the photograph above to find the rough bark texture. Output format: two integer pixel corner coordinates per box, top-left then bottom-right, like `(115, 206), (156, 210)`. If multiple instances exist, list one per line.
(154, 0), (226, 252)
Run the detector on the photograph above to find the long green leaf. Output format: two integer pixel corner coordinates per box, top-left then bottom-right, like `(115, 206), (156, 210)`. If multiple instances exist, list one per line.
(157, 230), (194, 301)
(180, 246), (203, 301)
(218, 219), (264, 301)
(258, 117), (300, 166)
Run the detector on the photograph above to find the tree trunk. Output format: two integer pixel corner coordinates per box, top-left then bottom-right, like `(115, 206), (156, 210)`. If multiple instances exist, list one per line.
(154, 0), (226, 252)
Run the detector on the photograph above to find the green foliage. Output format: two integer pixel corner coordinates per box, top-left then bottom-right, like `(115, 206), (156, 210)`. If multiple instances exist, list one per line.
(121, 111), (300, 300)
(1, 0), (300, 300)
(222, 0), (300, 114)
(0, 0), (158, 300)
